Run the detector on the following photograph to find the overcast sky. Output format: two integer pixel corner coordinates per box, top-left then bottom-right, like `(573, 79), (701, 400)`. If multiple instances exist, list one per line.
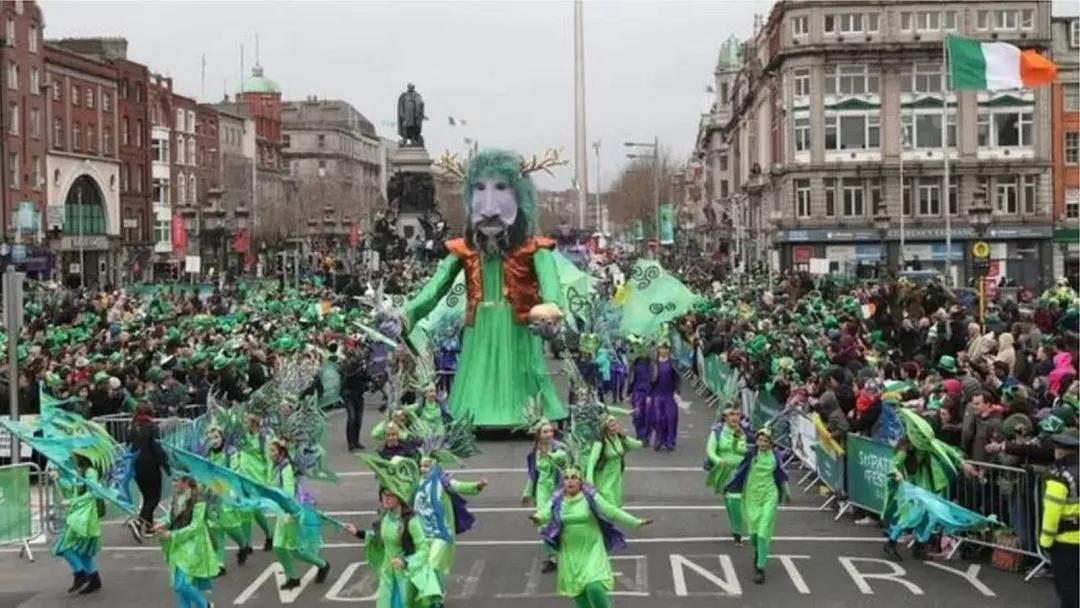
(42, 0), (1080, 192)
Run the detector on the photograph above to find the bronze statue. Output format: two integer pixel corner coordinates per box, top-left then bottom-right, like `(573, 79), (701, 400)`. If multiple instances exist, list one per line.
(397, 83), (425, 147)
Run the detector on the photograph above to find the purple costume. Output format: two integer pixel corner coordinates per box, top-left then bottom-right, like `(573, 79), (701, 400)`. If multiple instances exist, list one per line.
(650, 359), (680, 451)
(629, 358), (653, 443)
(434, 338), (460, 396)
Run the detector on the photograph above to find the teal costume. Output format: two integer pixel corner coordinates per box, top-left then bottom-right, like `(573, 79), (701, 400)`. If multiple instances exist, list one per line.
(52, 466), (102, 577)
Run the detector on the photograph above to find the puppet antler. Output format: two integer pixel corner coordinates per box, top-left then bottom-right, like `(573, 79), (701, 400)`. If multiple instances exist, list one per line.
(433, 150), (468, 181)
(520, 148), (568, 176)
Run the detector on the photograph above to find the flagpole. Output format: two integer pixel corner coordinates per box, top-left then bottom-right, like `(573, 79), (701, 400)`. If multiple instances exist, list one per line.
(942, 36), (953, 287)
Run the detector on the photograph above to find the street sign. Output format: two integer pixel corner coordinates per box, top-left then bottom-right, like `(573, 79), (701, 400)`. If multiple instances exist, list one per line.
(972, 240), (990, 276)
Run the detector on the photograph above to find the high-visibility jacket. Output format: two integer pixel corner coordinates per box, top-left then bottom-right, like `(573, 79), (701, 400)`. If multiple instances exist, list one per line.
(1040, 462), (1080, 548)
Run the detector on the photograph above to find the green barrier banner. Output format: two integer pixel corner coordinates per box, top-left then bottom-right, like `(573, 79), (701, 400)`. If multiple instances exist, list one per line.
(703, 355), (721, 395)
(0, 464), (32, 544)
(813, 444), (844, 493)
(845, 435), (895, 514)
(751, 391), (782, 431)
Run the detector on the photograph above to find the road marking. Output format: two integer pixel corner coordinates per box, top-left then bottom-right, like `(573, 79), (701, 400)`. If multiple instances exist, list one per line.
(333, 465), (703, 477)
(233, 562), (319, 605)
(838, 557), (924, 596)
(924, 562), (995, 597)
(612, 554), (649, 597)
(6, 537), (885, 557)
(670, 553), (741, 597)
(771, 554), (811, 594)
(323, 561), (376, 602)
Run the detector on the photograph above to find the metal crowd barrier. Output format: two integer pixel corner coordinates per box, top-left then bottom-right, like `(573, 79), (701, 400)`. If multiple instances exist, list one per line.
(944, 459), (1050, 581)
(0, 461), (48, 562)
(91, 413), (196, 446)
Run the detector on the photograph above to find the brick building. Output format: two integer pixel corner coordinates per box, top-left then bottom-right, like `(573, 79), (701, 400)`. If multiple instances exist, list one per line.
(147, 72), (174, 271)
(1, 0), (46, 256)
(45, 41), (120, 286)
(1051, 16), (1079, 284)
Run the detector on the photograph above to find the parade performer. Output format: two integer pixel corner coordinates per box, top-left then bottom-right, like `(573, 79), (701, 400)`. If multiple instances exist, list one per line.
(650, 343), (681, 452)
(373, 408), (418, 446)
(725, 428), (788, 584)
(704, 405), (749, 544)
(584, 415), (641, 507)
(350, 455), (441, 608)
(407, 149), (569, 428)
(521, 413), (567, 572)
(50, 455), (105, 595)
(532, 466), (651, 608)
(405, 384), (452, 440)
(1040, 430), (1079, 608)
(204, 426), (255, 569)
(236, 413), (274, 550)
(154, 475), (217, 608)
(269, 438), (331, 590)
(626, 337), (653, 445)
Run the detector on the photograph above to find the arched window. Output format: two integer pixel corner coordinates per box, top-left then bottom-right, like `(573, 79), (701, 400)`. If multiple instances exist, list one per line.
(65, 175), (107, 234)
(177, 173), (186, 205)
(189, 175), (196, 204)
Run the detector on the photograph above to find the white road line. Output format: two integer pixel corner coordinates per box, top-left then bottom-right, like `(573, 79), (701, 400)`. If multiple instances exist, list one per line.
(0, 535), (884, 554)
(333, 466), (702, 477)
(99, 504), (820, 525)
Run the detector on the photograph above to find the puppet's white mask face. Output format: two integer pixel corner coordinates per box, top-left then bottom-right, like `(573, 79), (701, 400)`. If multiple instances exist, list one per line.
(470, 177), (518, 238)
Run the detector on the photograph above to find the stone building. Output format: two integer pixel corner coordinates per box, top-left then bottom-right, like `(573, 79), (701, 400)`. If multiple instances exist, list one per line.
(202, 100), (255, 273)
(706, 0), (1057, 289)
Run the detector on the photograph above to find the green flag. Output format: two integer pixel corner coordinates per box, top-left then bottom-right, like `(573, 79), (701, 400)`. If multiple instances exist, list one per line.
(618, 259), (700, 339)
(633, 219), (644, 242)
(659, 203), (675, 245)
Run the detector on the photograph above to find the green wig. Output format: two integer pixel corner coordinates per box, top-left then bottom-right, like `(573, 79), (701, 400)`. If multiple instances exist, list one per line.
(463, 148), (537, 234)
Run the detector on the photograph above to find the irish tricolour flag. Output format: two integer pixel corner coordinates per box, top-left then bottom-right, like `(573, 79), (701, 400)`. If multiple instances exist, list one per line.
(947, 34), (1057, 91)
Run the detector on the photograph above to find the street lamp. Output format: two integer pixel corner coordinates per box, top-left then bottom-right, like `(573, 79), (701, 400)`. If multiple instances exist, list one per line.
(874, 214), (890, 275)
(625, 138), (660, 248)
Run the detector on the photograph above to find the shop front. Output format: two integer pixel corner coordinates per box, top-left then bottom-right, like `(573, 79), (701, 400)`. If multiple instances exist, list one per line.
(1054, 228), (1079, 290)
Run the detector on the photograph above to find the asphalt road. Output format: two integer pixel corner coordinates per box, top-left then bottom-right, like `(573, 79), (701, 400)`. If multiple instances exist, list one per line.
(0, 366), (1058, 608)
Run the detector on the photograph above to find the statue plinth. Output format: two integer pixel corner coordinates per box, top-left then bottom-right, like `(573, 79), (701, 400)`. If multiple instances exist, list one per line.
(388, 146), (435, 240)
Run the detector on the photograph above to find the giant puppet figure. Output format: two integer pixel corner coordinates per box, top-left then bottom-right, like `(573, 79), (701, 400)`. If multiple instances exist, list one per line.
(405, 149), (567, 428)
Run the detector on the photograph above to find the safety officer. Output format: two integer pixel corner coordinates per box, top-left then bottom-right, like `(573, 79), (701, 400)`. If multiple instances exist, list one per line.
(1040, 429), (1079, 608)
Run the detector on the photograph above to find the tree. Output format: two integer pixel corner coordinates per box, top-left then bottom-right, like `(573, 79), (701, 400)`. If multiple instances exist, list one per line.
(606, 150), (675, 234)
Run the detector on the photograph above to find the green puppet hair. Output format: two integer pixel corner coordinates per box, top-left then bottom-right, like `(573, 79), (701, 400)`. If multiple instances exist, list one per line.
(463, 148), (538, 233)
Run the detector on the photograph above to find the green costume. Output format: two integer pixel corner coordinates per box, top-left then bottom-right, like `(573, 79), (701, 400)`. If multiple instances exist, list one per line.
(743, 450), (782, 570)
(584, 435), (641, 508)
(428, 477), (483, 576)
(523, 444), (566, 560)
(51, 466), (102, 560)
(405, 401), (446, 439)
(207, 447), (253, 566)
(534, 491), (644, 607)
(363, 511), (439, 608)
(705, 424), (747, 537)
(159, 501), (219, 585)
(271, 461), (327, 579)
(235, 431), (274, 542)
(407, 252), (566, 428)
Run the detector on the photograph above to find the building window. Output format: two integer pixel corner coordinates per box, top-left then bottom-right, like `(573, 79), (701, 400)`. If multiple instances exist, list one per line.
(794, 179), (812, 218)
(793, 68), (810, 96)
(122, 118), (129, 145)
(187, 138), (196, 167)
(1066, 132), (1080, 165)
(996, 10), (1017, 30)
(283, 134), (290, 148)
(28, 25), (36, 53)
(136, 164), (144, 193)
(1023, 174), (1037, 214)
(791, 15), (808, 37)
(29, 107), (39, 138)
(8, 152), (17, 189)
(915, 178), (941, 216)
(948, 175), (958, 215)
(7, 62), (18, 89)
(5, 20), (14, 48)
(901, 178), (912, 216)
(996, 176), (1018, 214)
(318, 133), (326, 148)
(6, 102), (16, 135)
(1020, 9), (1034, 30)
(85, 88), (94, 109)
(87, 124), (96, 152)
(135, 84), (144, 103)
(52, 117), (62, 148)
(102, 92), (112, 112)
(189, 175), (197, 204)
(187, 111), (195, 133)
(177, 175), (186, 205)
(841, 178), (864, 217)
(719, 180), (728, 198)
(175, 137), (185, 165)
(51, 77), (60, 101)
(155, 217), (170, 245)
(718, 152), (728, 171)
(29, 67), (38, 95)
(977, 110), (1033, 147)
(135, 120), (144, 147)
(901, 10), (945, 32)
(120, 164), (128, 192)
(901, 112), (956, 148)
(71, 84), (79, 105)
(824, 177), (837, 216)
(976, 10), (991, 31)
(825, 113), (879, 150)
(103, 127), (112, 156)
(30, 155), (40, 190)
(794, 116), (811, 151)
(1071, 20), (1080, 48)
(1066, 188), (1080, 219)
(152, 138), (167, 163)
(825, 64), (879, 95)
(824, 13), (878, 34)
(900, 62), (945, 94)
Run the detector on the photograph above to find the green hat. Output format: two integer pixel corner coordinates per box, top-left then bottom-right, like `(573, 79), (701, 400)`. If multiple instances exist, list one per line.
(166, 327), (182, 345)
(108, 352), (124, 363)
(211, 354), (232, 371)
(938, 355), (958, 374)
(92, 371), (110, 384)
(273, 335), (300, 353)
(45, 372), (64, 389)
(146, 366), (165, 383)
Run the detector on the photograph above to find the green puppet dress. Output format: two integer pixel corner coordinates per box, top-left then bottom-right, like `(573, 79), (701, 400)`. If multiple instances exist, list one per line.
(406, 250), (567, 428)
(51, 467), (102, 567)
(704, 424), (748, 538)
(207, 447), (253, 566)
(362, 511), (441, 608)
(584, 435), (642, 508)
(534, 491), (645, 607)
(271, 461), (327, 579)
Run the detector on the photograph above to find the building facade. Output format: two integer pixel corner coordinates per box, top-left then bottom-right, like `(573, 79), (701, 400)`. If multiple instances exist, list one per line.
(282, 96), (384, 240)
(45, 41), (120, 286)
(202, 101), (254, 273)
(232, 63), (286, 245)
(2, 0), (47, 264)
(714, 0), (1056, 289)
(694, 36), (741, 263)
(1051, 16), (1079, 284)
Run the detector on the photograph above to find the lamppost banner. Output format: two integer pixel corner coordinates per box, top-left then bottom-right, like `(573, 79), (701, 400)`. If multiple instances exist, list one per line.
(658, 203), (675, 245)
